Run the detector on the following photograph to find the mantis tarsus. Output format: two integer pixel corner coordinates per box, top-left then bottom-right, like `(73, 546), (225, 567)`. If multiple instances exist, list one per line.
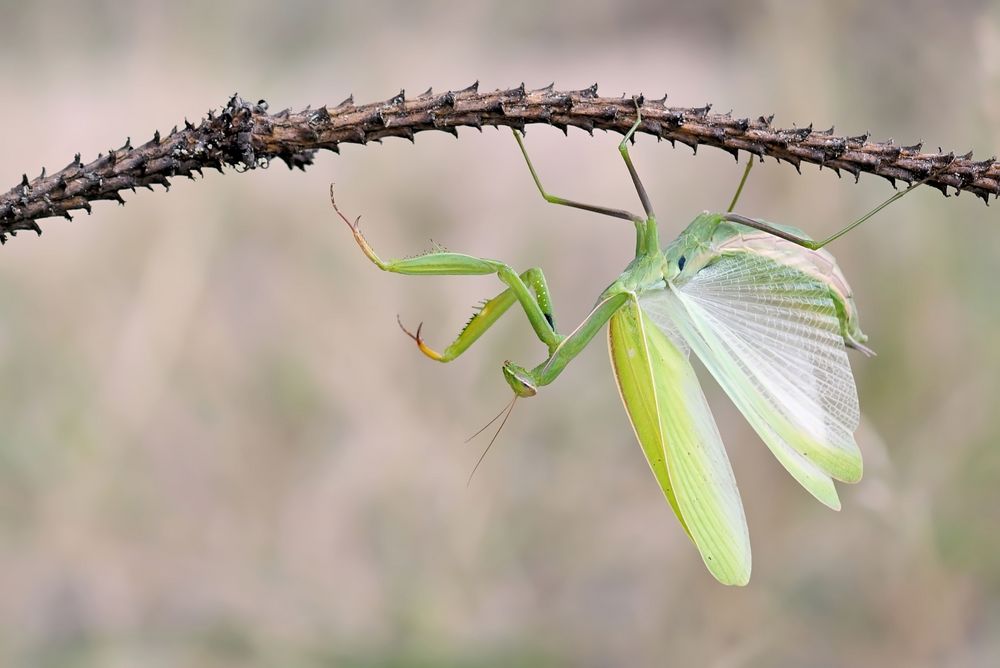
(334, 104), (924, 586)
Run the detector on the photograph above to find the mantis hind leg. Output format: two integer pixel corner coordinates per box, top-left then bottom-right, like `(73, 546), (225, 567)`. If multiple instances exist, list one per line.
(722, 177), (926, 250)
(332, 188), (560, 361)
(727, 158), (754, 213)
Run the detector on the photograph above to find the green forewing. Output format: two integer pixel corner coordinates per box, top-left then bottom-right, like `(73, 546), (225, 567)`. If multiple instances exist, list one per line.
(608, 301), (688, 535)
(609, 297), (751, 586)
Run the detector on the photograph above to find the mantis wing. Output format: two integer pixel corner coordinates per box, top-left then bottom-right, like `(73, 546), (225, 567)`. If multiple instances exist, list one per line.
(641, 252), (862, 509)
(609, 296), (751, 585)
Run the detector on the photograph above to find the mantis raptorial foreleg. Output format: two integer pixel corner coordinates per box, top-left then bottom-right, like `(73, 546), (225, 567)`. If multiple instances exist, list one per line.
(395, 267), (556, 362)
(332, 188), (561, 362)
(503, 292), (630, 397)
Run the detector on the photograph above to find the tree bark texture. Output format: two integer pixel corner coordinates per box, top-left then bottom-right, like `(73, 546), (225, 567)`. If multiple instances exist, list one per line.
(2, 84), (997, 244)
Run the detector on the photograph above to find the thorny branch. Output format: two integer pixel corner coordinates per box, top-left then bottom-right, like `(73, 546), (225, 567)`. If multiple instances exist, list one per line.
(2, 83), (998, 244)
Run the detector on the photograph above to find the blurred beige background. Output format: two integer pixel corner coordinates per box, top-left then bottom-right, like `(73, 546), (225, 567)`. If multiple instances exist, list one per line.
(1, 1), (999, 666)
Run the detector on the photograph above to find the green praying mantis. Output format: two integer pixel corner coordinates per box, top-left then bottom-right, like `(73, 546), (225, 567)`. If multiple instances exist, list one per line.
(333, 105), (925, 586)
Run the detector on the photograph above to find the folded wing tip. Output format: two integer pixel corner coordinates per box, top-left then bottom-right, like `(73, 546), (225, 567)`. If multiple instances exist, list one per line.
(832, 456), (863, 484)
(698, 536), (752, 586)
(710, 559), (752, 587)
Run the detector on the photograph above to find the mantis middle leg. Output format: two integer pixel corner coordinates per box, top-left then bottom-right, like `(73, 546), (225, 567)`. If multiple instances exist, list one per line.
(513, 99), (659, 256)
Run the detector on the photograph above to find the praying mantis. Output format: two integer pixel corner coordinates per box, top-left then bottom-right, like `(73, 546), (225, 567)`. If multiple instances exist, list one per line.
(332, 104), (924, 586)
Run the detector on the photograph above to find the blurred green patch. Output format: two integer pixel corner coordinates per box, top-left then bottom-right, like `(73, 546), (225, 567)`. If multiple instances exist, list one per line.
(933, 437), (1000, 590)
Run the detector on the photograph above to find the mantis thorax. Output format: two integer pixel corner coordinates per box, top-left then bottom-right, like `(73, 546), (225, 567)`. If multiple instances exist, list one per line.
(662, 212), (726, 284)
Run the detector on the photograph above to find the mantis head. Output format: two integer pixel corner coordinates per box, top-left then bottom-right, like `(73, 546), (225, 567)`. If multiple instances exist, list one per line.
(502, 362), (537, 397)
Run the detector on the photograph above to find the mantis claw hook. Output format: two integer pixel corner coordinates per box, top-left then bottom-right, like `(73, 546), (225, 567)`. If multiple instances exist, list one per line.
(397, 315), (445, 361)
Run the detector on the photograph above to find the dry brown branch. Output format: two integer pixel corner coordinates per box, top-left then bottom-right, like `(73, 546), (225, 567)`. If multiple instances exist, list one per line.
(2, 83), (997, 244)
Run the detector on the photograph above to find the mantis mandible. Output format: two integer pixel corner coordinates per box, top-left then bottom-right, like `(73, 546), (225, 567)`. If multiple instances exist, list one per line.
(333, 103), (923, 585)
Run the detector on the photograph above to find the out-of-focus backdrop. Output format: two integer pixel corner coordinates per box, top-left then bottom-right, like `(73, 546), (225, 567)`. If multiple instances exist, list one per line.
(1, 2), (998, 666)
